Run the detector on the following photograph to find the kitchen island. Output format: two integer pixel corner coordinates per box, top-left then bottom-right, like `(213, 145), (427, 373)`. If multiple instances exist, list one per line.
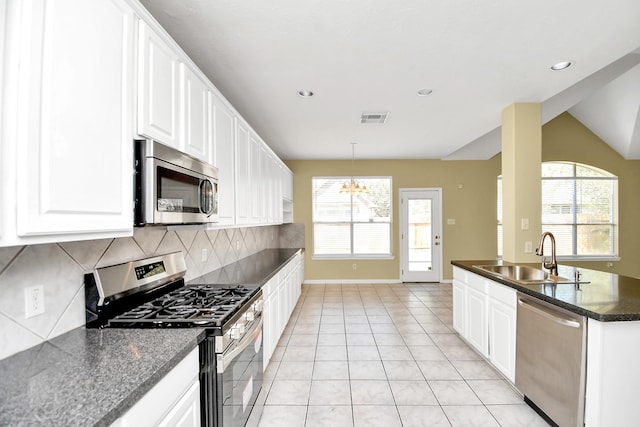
(452, 260), (640, 427)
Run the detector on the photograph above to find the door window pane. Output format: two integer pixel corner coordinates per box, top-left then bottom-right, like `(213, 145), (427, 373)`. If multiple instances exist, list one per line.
(408, 199), (432, 271)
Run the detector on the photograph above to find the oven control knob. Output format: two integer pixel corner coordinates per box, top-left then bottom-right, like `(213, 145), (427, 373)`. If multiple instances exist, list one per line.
(252, 300), (263, 313)
(244, 311), (255, 322)
(230, 323), (244, 340)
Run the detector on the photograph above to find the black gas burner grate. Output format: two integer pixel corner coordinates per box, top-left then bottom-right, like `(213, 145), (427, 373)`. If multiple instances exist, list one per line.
(108, 284), (259, 327)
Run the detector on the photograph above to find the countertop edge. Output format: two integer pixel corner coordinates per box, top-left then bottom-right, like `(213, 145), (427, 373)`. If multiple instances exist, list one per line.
(451, 260), (640, 322)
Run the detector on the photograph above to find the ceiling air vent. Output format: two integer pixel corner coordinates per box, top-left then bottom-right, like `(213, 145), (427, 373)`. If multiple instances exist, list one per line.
(360, 112), (389, 124)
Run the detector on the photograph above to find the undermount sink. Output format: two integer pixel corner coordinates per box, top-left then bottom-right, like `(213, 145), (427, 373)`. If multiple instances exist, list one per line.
(472, 264), (569, 284)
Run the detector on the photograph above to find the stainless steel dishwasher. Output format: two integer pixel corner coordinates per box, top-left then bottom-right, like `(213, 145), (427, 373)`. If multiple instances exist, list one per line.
(515, 292), (587, 427)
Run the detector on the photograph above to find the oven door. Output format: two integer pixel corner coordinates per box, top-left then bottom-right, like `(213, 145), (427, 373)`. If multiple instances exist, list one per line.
(217, 318), (263, 427)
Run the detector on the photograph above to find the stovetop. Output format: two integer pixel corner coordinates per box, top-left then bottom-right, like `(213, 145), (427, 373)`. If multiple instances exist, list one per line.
(107, 284), (260, 328)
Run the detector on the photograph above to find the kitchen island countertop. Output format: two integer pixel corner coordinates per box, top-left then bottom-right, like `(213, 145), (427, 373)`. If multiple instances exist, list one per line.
(452, 260), (640, 321)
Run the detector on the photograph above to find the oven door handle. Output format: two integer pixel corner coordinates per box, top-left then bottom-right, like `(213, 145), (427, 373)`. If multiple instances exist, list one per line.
(217, 317), (263, 374)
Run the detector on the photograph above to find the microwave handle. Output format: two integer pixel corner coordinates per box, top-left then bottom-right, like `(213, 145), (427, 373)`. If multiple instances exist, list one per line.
(199, 179), (214, 216)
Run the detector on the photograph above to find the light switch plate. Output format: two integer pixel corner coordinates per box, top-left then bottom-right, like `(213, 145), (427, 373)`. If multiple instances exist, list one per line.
(447, 218), (456, 225)
(521, 218), (529, 230)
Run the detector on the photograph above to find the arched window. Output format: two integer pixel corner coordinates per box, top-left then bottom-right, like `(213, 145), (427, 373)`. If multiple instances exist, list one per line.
(498, 162), (618, 258)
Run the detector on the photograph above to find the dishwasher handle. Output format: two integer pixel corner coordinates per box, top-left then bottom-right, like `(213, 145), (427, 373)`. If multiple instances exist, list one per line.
(518, 297), (581, 328)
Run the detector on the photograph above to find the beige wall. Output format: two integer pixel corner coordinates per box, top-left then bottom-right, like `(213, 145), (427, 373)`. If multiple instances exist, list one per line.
(542, 112), (640, 278)
(287, 112), (640, 282)
(286, 158), (501, 281)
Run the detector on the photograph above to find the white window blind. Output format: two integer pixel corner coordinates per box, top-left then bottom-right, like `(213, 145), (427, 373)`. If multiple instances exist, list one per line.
(312, 177), (392, 256)
(497, 162), (617, 258)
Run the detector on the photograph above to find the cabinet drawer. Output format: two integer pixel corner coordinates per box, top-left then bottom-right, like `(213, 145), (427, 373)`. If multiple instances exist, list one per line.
(466, 271), (488, 293)
(453, 266), (467, 283)
(487, 282), (516, 307)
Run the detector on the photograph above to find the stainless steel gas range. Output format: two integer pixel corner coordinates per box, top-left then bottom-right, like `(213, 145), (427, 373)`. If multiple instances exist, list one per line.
(85, 251), (263, 427)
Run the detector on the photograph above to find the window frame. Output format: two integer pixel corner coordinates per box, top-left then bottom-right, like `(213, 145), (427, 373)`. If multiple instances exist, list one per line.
(311, 176), (393, 260)
(497, 162), (619, 261)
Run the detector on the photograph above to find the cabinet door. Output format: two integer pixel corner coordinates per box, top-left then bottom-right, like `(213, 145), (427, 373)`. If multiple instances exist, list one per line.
(488, 298), (516, 382)
(262, 294), (272, 368)
(452, 280), (466, 336)
(181, 64), (210, 162)
(235, 120), (250, 224)
(15, 0), (134, 238)
(157, 382), (200, 427)
(465, 286), (489, 357)
(138, 20), (180, 148)
(212, 94), (236, 225)
(248, 134), (262, 224)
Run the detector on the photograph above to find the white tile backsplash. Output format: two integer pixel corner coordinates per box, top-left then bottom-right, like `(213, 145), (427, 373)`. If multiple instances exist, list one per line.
(0, 224), (295, 360)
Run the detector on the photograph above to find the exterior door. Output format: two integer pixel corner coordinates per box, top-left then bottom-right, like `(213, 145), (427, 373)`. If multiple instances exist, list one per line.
(400, 189), (442, 282)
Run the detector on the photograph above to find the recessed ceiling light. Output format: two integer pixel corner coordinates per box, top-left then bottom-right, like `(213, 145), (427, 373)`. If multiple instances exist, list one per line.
(550, 61), (572, 71)
(297, 90), (314, 97)
(417, 89), (433, 97)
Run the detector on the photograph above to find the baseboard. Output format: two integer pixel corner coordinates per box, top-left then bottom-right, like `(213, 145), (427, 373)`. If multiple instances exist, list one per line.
(302, 278), (453, 285)
(303, 279), (402, 285)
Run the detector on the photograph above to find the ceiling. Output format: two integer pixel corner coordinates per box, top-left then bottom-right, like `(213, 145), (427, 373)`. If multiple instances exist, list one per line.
(139, 0), (640, 161)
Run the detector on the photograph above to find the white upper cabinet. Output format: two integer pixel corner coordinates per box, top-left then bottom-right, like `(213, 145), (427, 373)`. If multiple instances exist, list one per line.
(235, 120), (251, 225)
(180, 64), (211, 162)
(248, 133), (262, 224)
(137, 19), (181, 148)
(212, 93), (236, 225)
(1, 0), (135, 245)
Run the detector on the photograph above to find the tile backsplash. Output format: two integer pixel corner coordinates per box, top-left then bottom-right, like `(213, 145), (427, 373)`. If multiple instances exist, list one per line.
(0, 224), (303, 361)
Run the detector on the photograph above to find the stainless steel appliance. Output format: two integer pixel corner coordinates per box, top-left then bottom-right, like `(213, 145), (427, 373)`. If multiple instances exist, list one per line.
(515, 292), (586, 427)
(135, 140), (219, 225)
(85, 252), (263, 427)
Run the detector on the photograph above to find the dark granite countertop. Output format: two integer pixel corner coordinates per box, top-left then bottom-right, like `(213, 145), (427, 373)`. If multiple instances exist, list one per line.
(0, 327), (204, 427)
(187, 248), (302, 287)
(452, 260), (640, 322)
(0, 248), (303, 426)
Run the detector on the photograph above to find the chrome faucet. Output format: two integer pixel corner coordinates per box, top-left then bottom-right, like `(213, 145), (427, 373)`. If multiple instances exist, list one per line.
(536, 232), (558, 276)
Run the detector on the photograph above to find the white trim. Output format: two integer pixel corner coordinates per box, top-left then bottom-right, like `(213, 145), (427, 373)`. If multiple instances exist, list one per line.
(303, 279), (402, 285)
(311, 255), (394, 261)
(556, 255), (621, 262)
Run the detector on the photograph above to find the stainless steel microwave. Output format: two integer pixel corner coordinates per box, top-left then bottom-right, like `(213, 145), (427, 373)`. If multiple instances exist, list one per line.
(134, 140), (219, 225)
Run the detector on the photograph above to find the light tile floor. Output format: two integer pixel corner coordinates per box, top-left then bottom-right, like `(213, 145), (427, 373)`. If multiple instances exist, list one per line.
(249, 282), (550, 427)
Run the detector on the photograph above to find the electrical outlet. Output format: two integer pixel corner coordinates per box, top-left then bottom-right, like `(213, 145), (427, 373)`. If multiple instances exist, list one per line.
(25, 286), (44, 318)
(524, 241), (533, 253)
(201, 248), (208, 262)
(352, 263), (357, 270)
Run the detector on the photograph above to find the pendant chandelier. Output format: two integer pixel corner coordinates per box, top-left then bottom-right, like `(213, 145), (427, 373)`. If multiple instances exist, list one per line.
(339, 143), (369, 194)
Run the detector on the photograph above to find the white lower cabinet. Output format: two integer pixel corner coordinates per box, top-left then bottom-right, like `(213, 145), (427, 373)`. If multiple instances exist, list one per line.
(111, 347), (200, 427)
(452, 266), (516, 382)
(263, 253), (304, 368)
(487, 286), (516, 383)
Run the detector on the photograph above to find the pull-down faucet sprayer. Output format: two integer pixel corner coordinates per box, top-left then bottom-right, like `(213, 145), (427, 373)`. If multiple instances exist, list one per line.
(536, 232), (558, 276)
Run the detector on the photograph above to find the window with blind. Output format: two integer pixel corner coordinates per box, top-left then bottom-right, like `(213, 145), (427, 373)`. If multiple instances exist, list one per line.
(312, 177), (392, 257)
(498, 162), (618, 258)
